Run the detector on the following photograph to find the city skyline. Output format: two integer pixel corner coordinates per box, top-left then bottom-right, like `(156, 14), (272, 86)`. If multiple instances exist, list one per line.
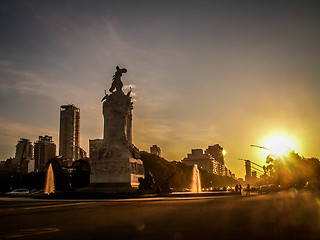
(1, 1), (320, 177)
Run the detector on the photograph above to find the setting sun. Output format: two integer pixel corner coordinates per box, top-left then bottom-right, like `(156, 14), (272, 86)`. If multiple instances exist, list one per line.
(263, 134), (296, 156)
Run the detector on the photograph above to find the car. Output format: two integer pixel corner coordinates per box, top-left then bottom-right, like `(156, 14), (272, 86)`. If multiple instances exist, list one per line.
(30, 189), (45, 196)
(305, 181), (320, 192)
(268, 184), (279, 193)
(258, 185), (269, 194)
(250, 186), (259, 192)
(6, 189), (30, 197)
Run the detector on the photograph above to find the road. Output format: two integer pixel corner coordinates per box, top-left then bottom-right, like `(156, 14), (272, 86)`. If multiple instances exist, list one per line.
(0, 191), (319, 240)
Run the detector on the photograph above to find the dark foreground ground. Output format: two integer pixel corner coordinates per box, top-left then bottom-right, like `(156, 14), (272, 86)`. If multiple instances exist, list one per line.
(0, 191), (319, 240)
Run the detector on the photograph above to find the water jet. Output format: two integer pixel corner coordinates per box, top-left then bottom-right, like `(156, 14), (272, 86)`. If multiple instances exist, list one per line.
(44, 163), (55, 195)
(191, 165), (202, 193)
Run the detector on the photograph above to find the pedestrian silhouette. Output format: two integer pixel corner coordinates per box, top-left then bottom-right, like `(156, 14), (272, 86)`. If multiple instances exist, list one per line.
(246, 184), (250, 196)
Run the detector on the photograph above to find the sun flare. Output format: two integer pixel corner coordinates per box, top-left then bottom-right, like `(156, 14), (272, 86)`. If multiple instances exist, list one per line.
(263, 134), (296, 156)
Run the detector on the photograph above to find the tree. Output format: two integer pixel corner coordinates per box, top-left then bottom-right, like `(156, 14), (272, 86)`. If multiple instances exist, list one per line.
(140, 151), (238, 190)
(70, 159), (90, 189)
(262, 150), (320, 187)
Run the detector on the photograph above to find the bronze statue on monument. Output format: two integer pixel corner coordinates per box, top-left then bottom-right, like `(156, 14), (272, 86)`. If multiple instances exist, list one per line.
(101, 66), (131, 102)
(109, 66), (127, 93)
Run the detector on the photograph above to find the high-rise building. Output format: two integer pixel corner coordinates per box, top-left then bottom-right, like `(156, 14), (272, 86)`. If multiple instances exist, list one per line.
(182, 145), (230, 176)
(13, 138), (34, 173)
(245, 160), (252, 182)
(59, 104), (80, 166)
(34, 135), (56, 171)
(182, 149), (214, 173)
(252, 171), (257, 180)
(205, 144), (225, 165)
(79, 147), (87, 159)
(89, 139), (103, 161)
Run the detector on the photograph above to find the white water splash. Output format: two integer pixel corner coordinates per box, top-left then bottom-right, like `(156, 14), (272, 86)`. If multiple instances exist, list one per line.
(191, 165), (202, 193)
(44, 163), (55, 195)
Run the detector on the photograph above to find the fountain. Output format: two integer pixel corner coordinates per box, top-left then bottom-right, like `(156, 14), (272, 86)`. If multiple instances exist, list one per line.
(44, 163), (55, 195)
(191, 165), (202, 193)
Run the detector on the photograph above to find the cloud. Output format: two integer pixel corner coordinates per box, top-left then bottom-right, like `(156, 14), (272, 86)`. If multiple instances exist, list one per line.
(0, 117), (58, 145)
(123, 84), (136, 98)
(0, 60), (13, 66)
(134, 114), (220, 161)
(105, 22), (132, 53)
(0, 61), (55, 97)
(0, 117), (58, 160)
(0, 60), (95, 104)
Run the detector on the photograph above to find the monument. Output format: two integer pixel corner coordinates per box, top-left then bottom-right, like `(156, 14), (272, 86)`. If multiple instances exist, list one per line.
(90, 66), (144, 191)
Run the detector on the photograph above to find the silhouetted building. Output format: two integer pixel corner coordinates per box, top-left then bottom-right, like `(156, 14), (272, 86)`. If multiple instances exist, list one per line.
(12, 138), (34, 173)
(225, 167), (231, 177)
(59, 104), (80, 166)
(212, 159), (221, 175)
(34, 135), (56, 171)
(79, 147), (87, 159)
(183, 145), (230, 176)
(206, 145), (228, 175)
(3, 157), (14, 172)
(245, 160), (252, 182)
(182, 149), (214, 173)
(252, 171), (257, 180)
(0, 160), (5, 169)
(89, 139), (103, 161)
(150, 145), (161, 156)
(205, 144), (225, 165)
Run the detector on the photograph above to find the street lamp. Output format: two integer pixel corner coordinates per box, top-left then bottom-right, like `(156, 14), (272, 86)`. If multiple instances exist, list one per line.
(250, 145), (270, 151)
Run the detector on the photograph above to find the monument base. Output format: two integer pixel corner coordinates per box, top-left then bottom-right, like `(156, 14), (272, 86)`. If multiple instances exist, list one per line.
(90, 157), (144, 193)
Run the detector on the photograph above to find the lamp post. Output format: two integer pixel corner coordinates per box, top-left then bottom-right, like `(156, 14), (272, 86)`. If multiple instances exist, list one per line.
(250, 145), (270, 151)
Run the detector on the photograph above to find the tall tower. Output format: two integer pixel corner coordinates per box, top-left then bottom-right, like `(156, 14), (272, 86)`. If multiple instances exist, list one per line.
(59, 104), (80, 166)
(34, 135), (56, 171)
(205, 144), (225, 165)
(15, 138), (33, 162)
(13, 138), (34, 173)
(245, 160), (252, 182)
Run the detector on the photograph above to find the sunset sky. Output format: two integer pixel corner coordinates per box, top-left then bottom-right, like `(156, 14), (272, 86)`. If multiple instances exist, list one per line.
(1, 0), (319, 178)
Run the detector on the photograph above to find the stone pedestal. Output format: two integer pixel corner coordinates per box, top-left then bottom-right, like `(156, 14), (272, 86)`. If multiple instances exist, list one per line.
(90, 158), (144, 189)
(90, 81), (144, 192)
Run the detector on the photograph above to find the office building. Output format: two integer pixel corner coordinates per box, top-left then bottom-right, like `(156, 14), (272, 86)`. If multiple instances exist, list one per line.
(59, 104), (80, 166)
(13, 138), (34, 173)
(89, 139), (103, 161)
(182, 145), (231, 176)
(182, 149), (215, 173)
(245, 160), (252, 182)
(34, 135), (56, 171)
(205, 144), (225, 165)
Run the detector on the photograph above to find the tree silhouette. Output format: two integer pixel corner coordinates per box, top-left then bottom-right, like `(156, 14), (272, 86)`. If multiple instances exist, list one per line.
(262, 151), (320, 187)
